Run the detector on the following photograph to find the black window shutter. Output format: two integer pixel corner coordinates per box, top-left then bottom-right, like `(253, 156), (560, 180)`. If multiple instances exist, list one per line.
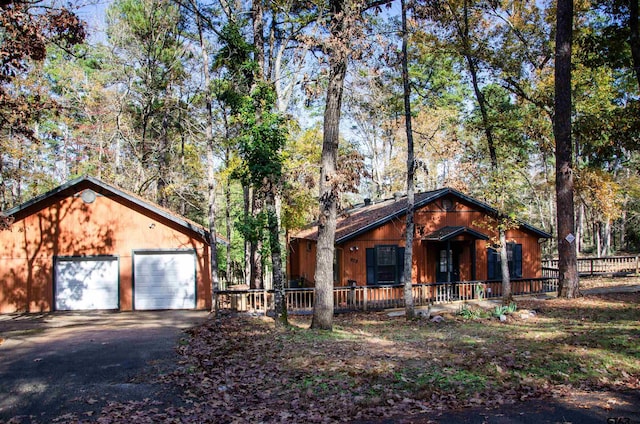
(512, 244), (523, 278)
(488, 248), (499, 280)
(396, 247), (405, 283)
(366, 248), (375, 285)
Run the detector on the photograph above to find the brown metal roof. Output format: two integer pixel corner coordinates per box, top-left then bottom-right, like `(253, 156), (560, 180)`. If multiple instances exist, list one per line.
(293, 189), (448, 243)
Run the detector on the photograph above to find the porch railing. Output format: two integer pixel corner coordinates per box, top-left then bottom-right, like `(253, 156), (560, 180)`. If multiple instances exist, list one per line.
(543, 256), (640, 277)
(216, 277), (558, 315)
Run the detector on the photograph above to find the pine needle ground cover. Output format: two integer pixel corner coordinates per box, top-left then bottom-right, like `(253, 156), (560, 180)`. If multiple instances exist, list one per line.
(159, 292), (639, 423)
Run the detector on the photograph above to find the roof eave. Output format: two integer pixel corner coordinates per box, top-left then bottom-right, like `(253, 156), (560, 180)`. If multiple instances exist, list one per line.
(423, 226), (490, 242)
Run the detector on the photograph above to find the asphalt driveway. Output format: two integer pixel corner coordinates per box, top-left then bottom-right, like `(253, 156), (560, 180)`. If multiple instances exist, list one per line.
(0, 310), (209, 422)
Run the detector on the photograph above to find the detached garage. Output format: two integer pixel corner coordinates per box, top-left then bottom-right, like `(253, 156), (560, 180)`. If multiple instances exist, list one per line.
(0, 176), (215, 314)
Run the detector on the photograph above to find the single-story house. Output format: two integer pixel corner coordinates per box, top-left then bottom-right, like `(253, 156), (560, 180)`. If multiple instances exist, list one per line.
(288, 188), (552, 287)
(0, 176), (217, 314)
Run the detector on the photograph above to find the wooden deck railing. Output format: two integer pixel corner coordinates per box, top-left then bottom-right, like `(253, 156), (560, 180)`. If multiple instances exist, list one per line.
(216, 277), (558, 315)
(543, 256), (640, 277)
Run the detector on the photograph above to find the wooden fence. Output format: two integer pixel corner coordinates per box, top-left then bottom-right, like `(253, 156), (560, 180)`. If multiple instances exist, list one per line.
(216, 278), (558, 315)
(543, 256), (640, 277)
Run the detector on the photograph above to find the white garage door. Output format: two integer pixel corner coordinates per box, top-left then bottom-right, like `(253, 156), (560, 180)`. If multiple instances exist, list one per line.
(55, 257), (119, 311)
(133, 251), (196, 310)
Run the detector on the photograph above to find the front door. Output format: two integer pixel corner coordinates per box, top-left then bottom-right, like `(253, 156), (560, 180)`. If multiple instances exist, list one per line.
(435, 243), (461, 282)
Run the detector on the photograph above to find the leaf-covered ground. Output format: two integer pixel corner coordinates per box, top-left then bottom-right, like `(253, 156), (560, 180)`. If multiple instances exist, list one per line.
(11, 289), (640, 423)
(163, 293), (640, 423)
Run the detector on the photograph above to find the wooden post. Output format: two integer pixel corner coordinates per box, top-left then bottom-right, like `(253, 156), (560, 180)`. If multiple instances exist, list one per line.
(349, 281), (356, 309)
(264, 288), (268, 314)
(363, 286), (368, 311)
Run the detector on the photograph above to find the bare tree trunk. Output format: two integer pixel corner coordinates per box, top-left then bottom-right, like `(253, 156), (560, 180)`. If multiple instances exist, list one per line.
(253, 0), (265, 78)
(604, 218), (613, 256)
(457, 0), (512, 300)
(244, 185), (251, 285)
(243, 2), (268, 291)
(157, 83), (172, 208)
(311, 0), (349, 331)
(621, 208), (627, 250)
(401, 0), (415, 320)
(576, 200), (584, 254)
(629, 0), (640, 91)
(225, 167), (232, 286)
(207, 143), (220, 309)
(194, 6), (220, 310)
(251, 193), (264, 289)
(266, 188), (287, 326)
(499, 230), (512, 303)
(554, 0), (579, 298)
(460, 0), (497, 169)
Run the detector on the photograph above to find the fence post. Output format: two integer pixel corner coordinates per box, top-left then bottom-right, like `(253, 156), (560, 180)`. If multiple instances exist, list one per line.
(264, 288), (268, 314)
(363, 286), (368, 311)
(348, 280), (356, 309)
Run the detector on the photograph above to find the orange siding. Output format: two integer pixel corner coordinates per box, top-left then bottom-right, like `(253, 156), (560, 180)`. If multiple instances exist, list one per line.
(288, 238), (317, 286)
(0, 194), (211, 313)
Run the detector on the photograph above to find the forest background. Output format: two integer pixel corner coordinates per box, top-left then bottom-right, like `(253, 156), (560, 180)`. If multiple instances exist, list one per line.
(1, 0), (639, 293)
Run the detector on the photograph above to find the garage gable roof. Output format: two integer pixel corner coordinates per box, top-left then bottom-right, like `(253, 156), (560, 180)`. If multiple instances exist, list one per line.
(293, 188), (551, 244)
(2, 176), (225, 245)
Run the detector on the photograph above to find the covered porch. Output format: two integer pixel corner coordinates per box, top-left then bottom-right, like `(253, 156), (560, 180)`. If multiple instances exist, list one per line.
(422, 225), (490, 283)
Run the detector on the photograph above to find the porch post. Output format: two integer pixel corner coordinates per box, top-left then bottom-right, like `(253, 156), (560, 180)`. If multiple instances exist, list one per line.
(471, 240), (477, 281)
(446, 240), (451, 283)
(446, 240), (451, 301)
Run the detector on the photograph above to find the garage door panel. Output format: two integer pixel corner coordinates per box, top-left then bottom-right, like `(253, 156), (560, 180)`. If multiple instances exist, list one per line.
(134, 252), (196, 310)
(55, 258), (119, 311)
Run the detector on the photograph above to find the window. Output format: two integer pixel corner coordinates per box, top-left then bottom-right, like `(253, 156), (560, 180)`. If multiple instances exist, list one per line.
(439, 249), (453, 273)
(487, 243), (522, 279)
(366, 245), (405, 285)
